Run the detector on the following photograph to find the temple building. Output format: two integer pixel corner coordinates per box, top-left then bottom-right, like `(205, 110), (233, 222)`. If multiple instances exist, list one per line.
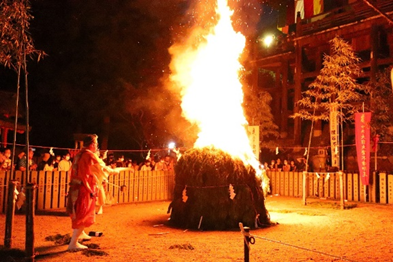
(0, 90), (27, 148)
(251, 0), (393, 146)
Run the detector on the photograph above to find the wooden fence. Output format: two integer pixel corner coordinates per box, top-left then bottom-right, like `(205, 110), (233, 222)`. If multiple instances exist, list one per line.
(1, 170), (391, 214)
(266, 171), (393, 204)
(0, 170), (175, 214)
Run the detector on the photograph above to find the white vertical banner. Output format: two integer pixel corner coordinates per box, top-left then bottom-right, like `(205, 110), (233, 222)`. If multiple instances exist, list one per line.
(295, 0), (305, 22)
(329, 104), (340, 169)
(247, 126), (260, 160)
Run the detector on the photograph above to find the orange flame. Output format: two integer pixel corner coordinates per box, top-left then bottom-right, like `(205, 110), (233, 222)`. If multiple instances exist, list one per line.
(169, 0), (261, 175)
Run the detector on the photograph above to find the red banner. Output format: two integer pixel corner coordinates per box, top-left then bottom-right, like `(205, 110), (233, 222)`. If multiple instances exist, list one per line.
(355, 112), (371, 185)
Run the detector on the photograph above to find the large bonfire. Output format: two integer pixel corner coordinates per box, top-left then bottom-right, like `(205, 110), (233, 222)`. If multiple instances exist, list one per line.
(168, 0), (270, 230)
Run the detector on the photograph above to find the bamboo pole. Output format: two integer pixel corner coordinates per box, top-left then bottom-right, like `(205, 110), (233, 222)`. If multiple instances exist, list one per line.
(302, 171), (307, 205)
(23, 34), (30, 185)
(303, 107), (316, 206)
(10, 64), (22, 176)
(25, 183), (37, 262)
(339, 171), (345, 210)
(4, 180), (19, 248)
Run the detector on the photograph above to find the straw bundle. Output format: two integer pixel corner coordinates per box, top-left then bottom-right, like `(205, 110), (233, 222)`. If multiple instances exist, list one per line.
(168, 147), (270, 230)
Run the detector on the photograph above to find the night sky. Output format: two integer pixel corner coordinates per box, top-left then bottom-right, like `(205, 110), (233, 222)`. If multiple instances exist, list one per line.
(0, 0), (278, 152)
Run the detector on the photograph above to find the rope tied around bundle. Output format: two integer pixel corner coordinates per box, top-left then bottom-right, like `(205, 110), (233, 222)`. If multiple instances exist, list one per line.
(168, 147), (271, 230)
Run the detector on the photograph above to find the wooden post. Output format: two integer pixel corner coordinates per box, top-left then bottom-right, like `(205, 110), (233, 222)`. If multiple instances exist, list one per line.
(25, 183), (37, 262)
(379, 173), (387, 204)
(4, 180), (19, 248)
(339, 171), (345, 210)
(293, 41), (303, 145)
(281, 61), (289, 137)
(302, 171), (307, 205)
(364, 185), (367, 202)
(243, 226), (250, 262)
(239, 223), (254, 262)
(369, 171), (377, 203)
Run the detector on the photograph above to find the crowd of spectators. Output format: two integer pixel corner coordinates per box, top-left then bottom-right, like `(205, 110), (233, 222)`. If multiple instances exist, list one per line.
(2, 146), (312, 174)
(0, 147), (175, 173)
(104, 152), (174, 172)
(262, 157), (307, 172)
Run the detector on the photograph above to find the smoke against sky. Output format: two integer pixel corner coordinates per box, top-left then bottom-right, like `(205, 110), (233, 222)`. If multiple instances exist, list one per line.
(0, 0), (274, 150)
(125, 0), (269, 149)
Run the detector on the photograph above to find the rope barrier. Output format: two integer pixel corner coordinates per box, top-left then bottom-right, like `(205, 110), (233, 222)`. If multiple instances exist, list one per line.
(261, 144), (357, 150)
(3, 141), (393, 154)
(251, 233), (360, 262)
(175, 183), (247, 189)
(1, 142), (187, 153)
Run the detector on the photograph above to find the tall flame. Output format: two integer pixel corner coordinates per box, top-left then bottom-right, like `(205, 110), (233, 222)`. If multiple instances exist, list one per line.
(170, 0), (260, 173)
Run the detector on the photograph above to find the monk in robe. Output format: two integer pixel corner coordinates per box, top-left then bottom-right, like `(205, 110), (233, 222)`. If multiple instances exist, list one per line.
(66, 134), (100, 251)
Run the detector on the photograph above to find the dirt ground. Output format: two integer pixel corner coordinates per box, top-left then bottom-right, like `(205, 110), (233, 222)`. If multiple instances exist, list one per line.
(0, 196), (393, 262)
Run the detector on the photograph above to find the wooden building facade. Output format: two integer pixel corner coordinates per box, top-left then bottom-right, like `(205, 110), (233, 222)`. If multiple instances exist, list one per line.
(251, 0), (393, 145)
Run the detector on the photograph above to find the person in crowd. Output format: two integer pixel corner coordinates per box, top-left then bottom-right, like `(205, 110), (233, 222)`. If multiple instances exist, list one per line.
(109, 160), (118, 170)
(290, 160), (297, 171)
(125, 159), (133, 168)
(275, 158), (283, 171)
(16, 148), (37, 171)
(116, 155), (125, 167)
(296, 157), (306, 172)
(149, 157), (156, 170)
(269, 160), (276, 170)
(263, 162), (270, 170)
(140, 160), (152, 171)
(44, 158), (55, 171)
(105, 153), (115, 166)
(58, 153), (72, 171)
(0, 148), (12, 171)
(154, 156), (167, 171)
(66, 134), (100, 251)
(37, 152), (52, 171)
(164, 155), (174, 171)
(15, 151), (25, 171)
(282, 159), (291, 171)
(124, 159), (135, 173)
(132, 162), (139, 171)
(53, 154), (61, 170)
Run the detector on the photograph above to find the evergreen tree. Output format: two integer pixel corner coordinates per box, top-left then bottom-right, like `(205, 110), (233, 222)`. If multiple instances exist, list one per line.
(0, 0), (44, 175)
(293, 36), (369, 123)
(367, 67), (393, 139)
(244, 87), (279, 148)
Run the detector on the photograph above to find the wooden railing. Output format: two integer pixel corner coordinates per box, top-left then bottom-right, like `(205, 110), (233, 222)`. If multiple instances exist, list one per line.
(266, 170), (393, 204)
(300, 0), (393, 36)
(0, 170), (175, 214)
(1, 170), (391, 213)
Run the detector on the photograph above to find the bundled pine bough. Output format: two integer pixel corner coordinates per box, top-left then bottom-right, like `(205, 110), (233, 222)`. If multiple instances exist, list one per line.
(168, 147), (271, 230)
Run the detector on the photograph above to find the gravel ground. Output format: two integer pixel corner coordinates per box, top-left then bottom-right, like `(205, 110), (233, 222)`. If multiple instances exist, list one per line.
(1, 196), (393, 262)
